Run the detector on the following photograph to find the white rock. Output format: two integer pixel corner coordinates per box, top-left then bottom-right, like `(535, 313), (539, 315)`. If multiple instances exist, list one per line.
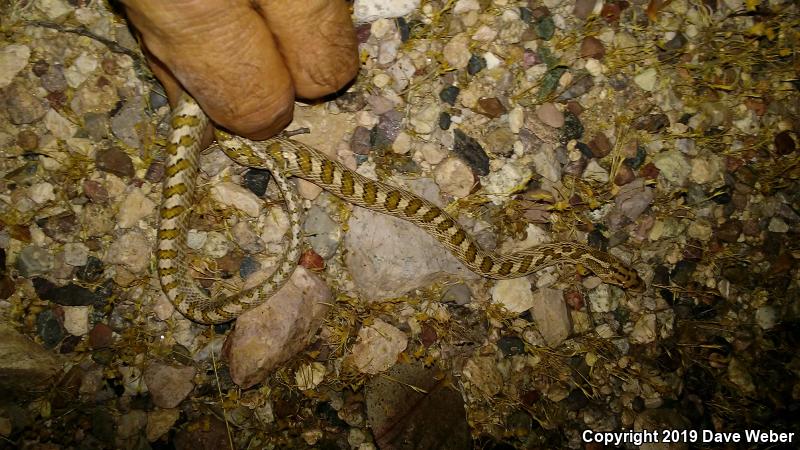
(231, 221), (263, 253)
(689, 157), (715, 184)
(117, 188), (156, 228)
(583, 160), (610, 183)
(152, 294), (175, 321)
(0, 44), (30, 89)
(43, 109), (77, 139)
(35, 0), (71, 20)
(28, 182), (56, 204)
(409, 104), (440, 135)
(443, 34), (471, 69)
(532, 144), (561, 182)
(587, 284), (617, 313)
(472, 25), (498, 42)
(492, 277), (535, 313)
(64, 52), (98, 88)
(210, 182), (261, 217)
(295, 362), (326, 390)
(260, 207), (291, 243)
(633, 68), (658, 91)
(508, 107), (524, 133)
(392, 131), (412, 154)
(106, 231), (151, 273)
(630, 313), (656, 344)
(585, 58), (603, 77)
(688, 221), (713, 241)
(434, 157), (474, 197)
(63, 242), (89, 266)
(186, 230), (207, 250)
(755, 306), (777, 330)
(483, 52), (501, 70)
(63, 306), (91, 336)
(202, 231), (231, 258)
(768, 217), (788, 233)
(354, 0), (419, 22)
(482, 160), (532, 204)
(536, 103), (565, 128)
(530, 288), (571, 346)
(653, 150), (691, 186)
(348, 319), (408, 374)
(419, 142), (446, 164)
(453, 0), (480, 14)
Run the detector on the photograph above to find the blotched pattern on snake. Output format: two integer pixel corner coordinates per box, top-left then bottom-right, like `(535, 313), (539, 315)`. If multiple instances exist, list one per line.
(157, 94), (644, 324)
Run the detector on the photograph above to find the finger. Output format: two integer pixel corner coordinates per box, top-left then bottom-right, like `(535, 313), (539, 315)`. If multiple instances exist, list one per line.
(122, 0), (294, 139)
(254, 0), (359, 100)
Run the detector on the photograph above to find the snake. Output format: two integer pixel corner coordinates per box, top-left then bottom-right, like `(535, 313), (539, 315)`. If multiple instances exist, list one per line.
(157, 93), (644, 324)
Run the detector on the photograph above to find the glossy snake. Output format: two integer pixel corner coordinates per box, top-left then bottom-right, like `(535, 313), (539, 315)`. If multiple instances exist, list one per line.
(157, 94), (643, 324)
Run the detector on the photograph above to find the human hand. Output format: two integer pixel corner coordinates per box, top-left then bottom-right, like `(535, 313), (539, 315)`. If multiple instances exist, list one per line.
(122, 0), (359, 140)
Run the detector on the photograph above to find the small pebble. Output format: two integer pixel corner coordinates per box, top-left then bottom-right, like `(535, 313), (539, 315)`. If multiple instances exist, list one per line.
(243, 169), (271, 197)
(439, 85), (460, 106)
(477, 97), (506, 118)
(467, 54), (486, 75)
(95, 147), (134, 178)
(536, 103), (565, 128)
(580, 36), (605, 59)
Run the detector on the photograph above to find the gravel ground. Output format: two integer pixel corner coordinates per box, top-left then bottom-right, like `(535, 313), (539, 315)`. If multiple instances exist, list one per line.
(0, 0), (798, 449)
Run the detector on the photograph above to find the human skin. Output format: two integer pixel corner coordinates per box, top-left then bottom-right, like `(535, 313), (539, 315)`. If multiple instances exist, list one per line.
(122, 0), (359, 140)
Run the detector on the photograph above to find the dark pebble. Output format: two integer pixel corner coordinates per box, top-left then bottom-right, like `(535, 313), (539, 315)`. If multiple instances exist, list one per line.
(670, 260), (696, 286)
(438, 111), (451, 130)
(95, 147), (134, 178)
(601, 2), (622, 23)
(243, 169), (271, 197)
(721, 265), (751, 286)
(467, 54), (486, 75)
(564, 289), (584, 310)
(497, 336), (526, 356)
(373, 110), (403, 148)
(716, 219), (742, 244)
(144, 160), (165, 183)
(623, 145), (646, 169)
(559, 75), (595, 101)
(89, 323), (113, 349)
(664, 33), (688, 51)
(580, 36), (605, 59)
(561, 111), (584, 142)
(396, 17), (410, 42)
(59, 335), (82, 354)
(608, 73), (628, 90)
(453, 129), (489, 176)
(33, 278), (102, 306)
(633, 113), (670, 133)
(37, 309), (64, 349)
(519, 6), (533, 22)
(477, 97), (506, 118)
(355, 23), (371, 44)
(587, 229), (609, 251)
(652, 265), (670, 285)
(16, 129), (39, 151)
(682, 240), (703, 262)
(588, 133), (611, 158)
(563, 389), (589, 410)
(239, 256), (260, 280)
(0, 275), (14, 299)
(32, 59), (49, 76)
(534, 16), (555, 40)
(614, 164), (635, 186)
(576, 142), (594, 159)
(439, 85), (460, 106)
(710, 185), (731, 204)
(40, 64), (67, 93)
(335, 91), (368, 112)
(639, 162), (660, 179)
(76, 256), (105, 283)
(350, 126), (373, 155)
(83, 112), (109, 140)
(774, 130), (796, 156)
(148, 89), (168, 109)
(91, 348), (115, 366)
(573, 0), (597, 19)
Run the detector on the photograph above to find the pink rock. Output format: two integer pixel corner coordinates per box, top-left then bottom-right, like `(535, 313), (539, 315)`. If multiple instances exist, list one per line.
(224, 267), (331, 388)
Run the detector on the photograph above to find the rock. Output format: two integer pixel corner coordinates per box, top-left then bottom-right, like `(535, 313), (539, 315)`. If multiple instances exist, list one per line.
(202, 231), (231, 258)
(33, 278), (101, 306)
(477, 97), (506, 119)
(303, 206), (341, 259)
(347, 319), (408, 374)
(344, 196), (477, 300)
(117, 188), (156, 228)
(36, 309), (63, 348)
(354, 0), (419, 22)
(434, 157), (474, 198)
(0, 325), (63, 398)
(0, 44), (30, 89)
(173, 417), (228, 450)
(588, 133), (612, 158)
(441, 283), (472, 305)
(95, 147), (134, 178)
(16, 129), (38, 151)
(117, 410), (146, 439)
(453, 129), (489, 176)
(63, 306), (91, 336)
(768, 217), (788, 233)
(492, 278), (535, 314)
(587, 284), (618, 312)
(110, 100), (145, 148)
(443, 35), (471, 69)
(63, 242), (89, 266)
(243, 169), (271, 197)
(653, 150), (690, 186)
(574, 0), (597, 19)
(439, 85), (460, 106)
(224, 267), (331, 388)
(89, 323), (113, 348)
(467, 54), (487, 75)
(409, 104), (440, 134)
(210, 182), (262, 217)
(143, 363), (196, 408)
(16, 245), (54, 277)
(580, 36), (605, 59)
(532, 144), (562, 182)
(462, 356), (503, 397)
(27, 182), (55, 204)
(630, 313), (656, 344)
(536, 102), (565, 128)
(231, 222), (263, 254)
(727, 357), (755, 395)
(614, 164), (635, 186)
(582, 159), (609, 183)
(615, 178), (654, 220)
(374, 110), (403, 147)
(530, 288), (571, 346)
(4, 82), (47, 124)
(350, 126), (372, 155)
(774, 130), (796, 156)
(146, 409), (180, 442)
(633, 68), (658, 91)
(106, 231), (151, 274)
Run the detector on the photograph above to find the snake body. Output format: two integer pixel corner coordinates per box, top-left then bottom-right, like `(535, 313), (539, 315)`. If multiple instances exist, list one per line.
(158, 94), (643, 324)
